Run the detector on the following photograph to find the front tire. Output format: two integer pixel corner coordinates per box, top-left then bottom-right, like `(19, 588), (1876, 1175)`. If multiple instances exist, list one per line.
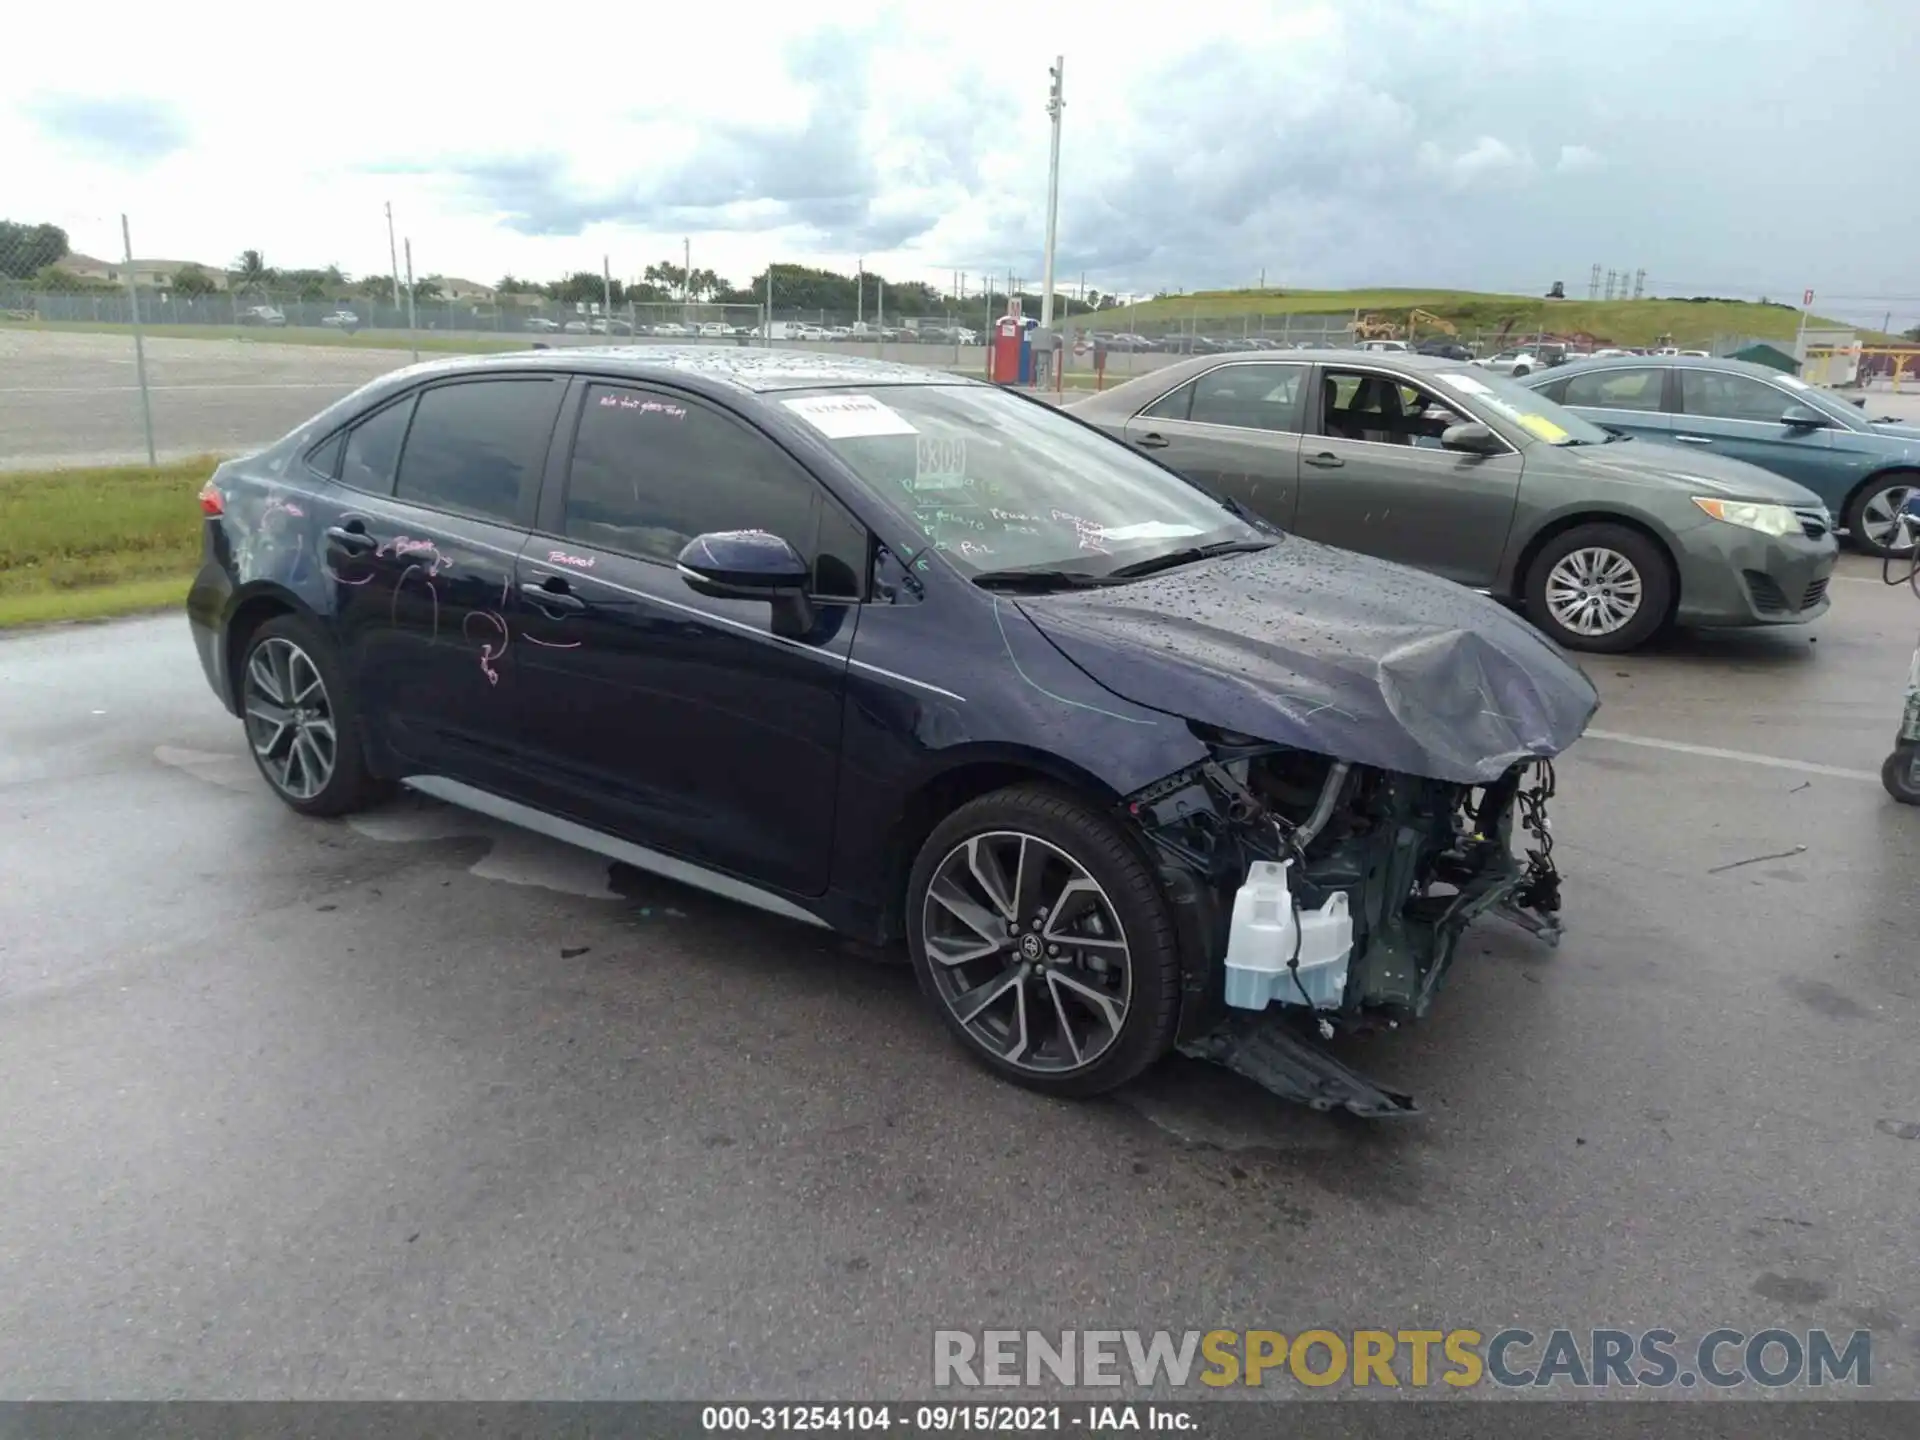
(238, 614), (387, 817)
(1885, 745), (1920, 806)
(1844, 475), (1919, 558)
(1524, 522), (1672, 653)
(906, 785), (1182, 1097)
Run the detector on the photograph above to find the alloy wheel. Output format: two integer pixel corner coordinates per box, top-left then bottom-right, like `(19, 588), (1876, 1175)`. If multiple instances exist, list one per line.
(921, 831), (1132, 1075)
(1858, 483), (1917, 553)
(242, 637), (337, 801)
(1544, 546), (1644, 637)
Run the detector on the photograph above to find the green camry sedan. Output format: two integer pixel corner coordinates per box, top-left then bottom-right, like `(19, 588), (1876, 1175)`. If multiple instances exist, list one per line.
(1066, 350), (1839, 653)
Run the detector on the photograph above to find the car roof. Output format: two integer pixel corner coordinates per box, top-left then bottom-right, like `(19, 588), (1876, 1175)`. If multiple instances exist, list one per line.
(381, 344), (984, 396)
(1543, 352), (1788, 381)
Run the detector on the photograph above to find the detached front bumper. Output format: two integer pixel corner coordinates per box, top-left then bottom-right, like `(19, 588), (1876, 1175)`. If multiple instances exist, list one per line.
(1674, 517), (1839, 629)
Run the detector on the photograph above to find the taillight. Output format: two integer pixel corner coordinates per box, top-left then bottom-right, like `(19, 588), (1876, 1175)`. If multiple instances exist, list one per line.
(198, 479), (224, 517)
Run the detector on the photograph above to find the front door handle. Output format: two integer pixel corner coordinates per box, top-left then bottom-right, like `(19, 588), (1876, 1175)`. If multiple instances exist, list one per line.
(1134, 432), (1169, 449)
(325, 524), (376, 554)
(1304, 452), (1345, 468)
(1673, 434), (1713, 444)
(521, 581), (585, 614)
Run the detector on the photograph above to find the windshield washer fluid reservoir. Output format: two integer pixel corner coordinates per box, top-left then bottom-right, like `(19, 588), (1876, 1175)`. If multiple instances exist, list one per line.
(1223, 860), (1353, 1011)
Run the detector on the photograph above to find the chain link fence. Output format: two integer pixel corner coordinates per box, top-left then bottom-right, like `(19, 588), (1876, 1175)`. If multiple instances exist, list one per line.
(0, 212), (1869, 471)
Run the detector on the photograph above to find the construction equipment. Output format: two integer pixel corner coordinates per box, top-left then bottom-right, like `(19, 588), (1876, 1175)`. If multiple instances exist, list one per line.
(1408, 308), (1456, 339)
(1347, 310), (1401, 341)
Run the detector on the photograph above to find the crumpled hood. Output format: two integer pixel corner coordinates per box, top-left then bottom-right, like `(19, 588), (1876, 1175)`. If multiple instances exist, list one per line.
(1014, 538), (1600, 784)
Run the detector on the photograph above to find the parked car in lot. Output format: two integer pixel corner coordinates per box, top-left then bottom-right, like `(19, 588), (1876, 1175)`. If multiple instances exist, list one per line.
(185, 348), (1593, 1111)
(318, 310), (360, 332)
(238, 305), (287, 327)
(1474, 348), (1543, 377)
(562, 320), (591, 334)
(1068, 349), (1839, 652)
(589, 317), (633, 335)
(1522, 354), (1920, 557)
(524, 317), (561, 333)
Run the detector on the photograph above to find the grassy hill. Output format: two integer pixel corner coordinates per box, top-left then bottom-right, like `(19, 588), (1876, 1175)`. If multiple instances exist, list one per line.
(1112, 287), (1860, 348)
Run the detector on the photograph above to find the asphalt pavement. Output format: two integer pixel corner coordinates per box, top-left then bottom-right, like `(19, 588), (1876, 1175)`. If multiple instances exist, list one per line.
(2, 559), (1918, 1399)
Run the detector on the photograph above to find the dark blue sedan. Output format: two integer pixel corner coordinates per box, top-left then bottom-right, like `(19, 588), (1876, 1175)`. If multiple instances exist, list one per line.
(185, 348), (1595, 1111)
(1523, 354), (1920, 556)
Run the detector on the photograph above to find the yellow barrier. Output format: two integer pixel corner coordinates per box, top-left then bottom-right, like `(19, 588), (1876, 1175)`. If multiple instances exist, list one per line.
(1805, 345), (1919, 391)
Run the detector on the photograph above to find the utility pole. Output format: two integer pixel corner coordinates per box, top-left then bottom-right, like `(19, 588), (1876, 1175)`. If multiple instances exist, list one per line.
(856, 257), (864, 326)
(1633, 267), (1646, 300)
(120, 213), (156, 465)
(602, 254), (612, 322)
(1588, 263), (1601, 301)
(386, 201), (402, 310)
(1039, 55), (1065, 330)
(403, 238), (418, 363)
(683, 237), (692, 324)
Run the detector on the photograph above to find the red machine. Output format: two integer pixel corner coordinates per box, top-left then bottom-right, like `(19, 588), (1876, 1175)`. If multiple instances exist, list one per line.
(988, 300), (1030, 385)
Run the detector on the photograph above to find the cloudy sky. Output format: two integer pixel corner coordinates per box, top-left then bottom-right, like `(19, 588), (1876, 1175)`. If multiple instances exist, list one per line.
(6, 0), (1919, 325)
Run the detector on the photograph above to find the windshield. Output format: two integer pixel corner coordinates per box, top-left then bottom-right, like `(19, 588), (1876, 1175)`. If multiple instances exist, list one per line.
(779, 385), (1259, 577)
(1430, 368), (1613, 446)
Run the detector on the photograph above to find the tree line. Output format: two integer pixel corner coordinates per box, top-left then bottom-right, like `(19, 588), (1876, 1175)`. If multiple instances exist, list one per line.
(4, 219), (1125, 317)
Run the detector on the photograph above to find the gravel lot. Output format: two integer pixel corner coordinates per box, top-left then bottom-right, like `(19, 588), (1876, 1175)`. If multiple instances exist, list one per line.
(2, 555), (1917, 1399)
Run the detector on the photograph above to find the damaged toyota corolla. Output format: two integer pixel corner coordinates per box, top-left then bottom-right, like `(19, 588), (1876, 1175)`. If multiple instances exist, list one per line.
(188, 350), (1598, 1115)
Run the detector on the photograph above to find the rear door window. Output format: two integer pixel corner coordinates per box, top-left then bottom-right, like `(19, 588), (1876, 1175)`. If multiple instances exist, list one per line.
(1188, 363), (1308, 432)
(392, 378), (564, 524)
(338, 398), (413, 495)
(1560, 367), (1666, 412)
(1139, 381), (1195, 421)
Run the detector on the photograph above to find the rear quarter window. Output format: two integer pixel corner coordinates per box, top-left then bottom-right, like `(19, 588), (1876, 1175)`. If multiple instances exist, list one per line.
(392, 378), (564, 525)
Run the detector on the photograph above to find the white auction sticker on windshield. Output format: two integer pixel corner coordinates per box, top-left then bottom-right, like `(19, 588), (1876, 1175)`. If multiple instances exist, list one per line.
(914, 435), (967, 489)
(1434, 372), (1492, 395)
(782, 393), (918, 438)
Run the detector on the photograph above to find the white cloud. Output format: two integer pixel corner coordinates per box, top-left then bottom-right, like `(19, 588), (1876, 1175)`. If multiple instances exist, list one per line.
(3, 0), (1919, 311)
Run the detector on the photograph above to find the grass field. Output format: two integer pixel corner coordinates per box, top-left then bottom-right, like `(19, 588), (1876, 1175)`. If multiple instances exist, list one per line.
(1112, 288), (1871, 347)
(0, 457), (212, 627)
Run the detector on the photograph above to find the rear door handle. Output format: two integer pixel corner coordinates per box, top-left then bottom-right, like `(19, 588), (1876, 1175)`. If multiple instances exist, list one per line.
(521, 581), (586, 614)
(1133, 432), (1169, 449)
(325, 525), (376, 554)
(1673, 434), (1713, 444)
(1304, 452), (1345, 468)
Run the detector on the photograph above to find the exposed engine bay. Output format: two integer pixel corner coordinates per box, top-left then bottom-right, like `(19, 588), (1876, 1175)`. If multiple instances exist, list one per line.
(1123, 725), (1563, 1116)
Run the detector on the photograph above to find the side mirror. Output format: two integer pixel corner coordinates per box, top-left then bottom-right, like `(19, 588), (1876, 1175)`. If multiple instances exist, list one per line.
(677, 530), (814, 636)
(1440, 421), (1503, 455)
(1780, 404), (1829, 429)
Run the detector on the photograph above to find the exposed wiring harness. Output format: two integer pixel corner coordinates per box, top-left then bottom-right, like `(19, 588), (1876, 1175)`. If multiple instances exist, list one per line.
(1513, 760), (1561, 915)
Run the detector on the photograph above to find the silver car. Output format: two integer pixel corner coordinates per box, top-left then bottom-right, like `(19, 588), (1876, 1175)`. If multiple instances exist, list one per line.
(1067, 350), (1839, 653)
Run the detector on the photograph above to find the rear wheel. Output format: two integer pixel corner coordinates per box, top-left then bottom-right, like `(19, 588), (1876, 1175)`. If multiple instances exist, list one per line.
(238, 614), (388, 816)
(906, 785), (1181, 1097)
(1524, 522), (1672, 653)
(1885, 744), (1920, 806)
(1845, 475), (1919, 558)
